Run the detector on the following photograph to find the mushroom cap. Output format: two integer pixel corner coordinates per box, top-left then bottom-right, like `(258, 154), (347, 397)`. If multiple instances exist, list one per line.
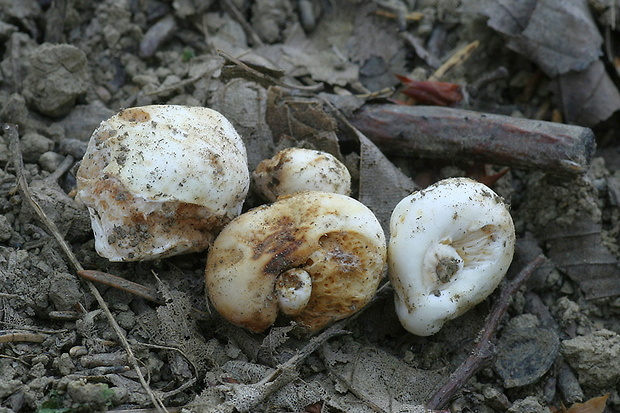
(252, 147), (351, 202)
(76, 105), (249, 261)
(205, 191), (387, 333)
(388, 177), (515, 336)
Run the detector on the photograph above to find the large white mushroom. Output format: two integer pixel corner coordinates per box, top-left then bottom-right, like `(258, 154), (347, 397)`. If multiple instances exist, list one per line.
(205, 191), (386, 333)
(252, 147), (351, 202)
(388, 177), (515, 336)
(76, 105), (249, 261)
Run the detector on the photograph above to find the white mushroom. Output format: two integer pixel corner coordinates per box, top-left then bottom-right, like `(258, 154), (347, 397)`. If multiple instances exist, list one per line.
(388, 177), (515, 336)
(205, 191), (386, 333)
(76, 105), (249, 261)
(252, 147), (351, 202)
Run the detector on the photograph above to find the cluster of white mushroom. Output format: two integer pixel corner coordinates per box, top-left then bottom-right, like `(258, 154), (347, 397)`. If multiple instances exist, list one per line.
(76, 105), (515, 335)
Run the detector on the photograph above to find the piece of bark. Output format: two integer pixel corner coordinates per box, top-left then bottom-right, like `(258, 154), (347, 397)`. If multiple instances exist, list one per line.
(349, 104), (596, 175)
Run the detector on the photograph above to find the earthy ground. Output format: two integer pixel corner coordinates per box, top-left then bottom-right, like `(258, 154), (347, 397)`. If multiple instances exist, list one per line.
(1, 0), (620, 412)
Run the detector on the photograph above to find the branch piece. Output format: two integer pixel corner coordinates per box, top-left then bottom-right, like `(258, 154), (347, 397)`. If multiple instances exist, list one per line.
(425, 256), (546, 410)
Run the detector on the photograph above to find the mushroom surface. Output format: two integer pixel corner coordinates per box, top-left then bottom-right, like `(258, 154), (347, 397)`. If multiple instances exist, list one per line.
(388, 177), (515, 336)
(205, 191), (386, 333)
(76, 105), (249, 261)
(252, 147), (351, 202)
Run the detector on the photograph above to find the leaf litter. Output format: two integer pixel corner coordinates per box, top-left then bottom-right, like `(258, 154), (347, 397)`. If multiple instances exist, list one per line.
(1, 0), (620, 412)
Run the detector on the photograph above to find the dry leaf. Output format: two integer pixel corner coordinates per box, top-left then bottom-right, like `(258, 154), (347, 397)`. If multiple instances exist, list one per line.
(540, 213), (620, 299)
(480, 0), (602, 77)
(395, 74), (463, 106)
(551, 60), (620, 127)
(553, 393), (610, 413)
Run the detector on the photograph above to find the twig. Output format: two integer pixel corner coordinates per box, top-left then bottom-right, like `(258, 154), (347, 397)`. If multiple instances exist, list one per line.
(349, 104), (596, 176)
(0, 331), (48, 343)
(429, 40), (479, 81)
(425, 256), (546, 410)
(5, 123), (168, 413)
(218, 50), (324, 92)
(219, 0), (265, 47)
(78, 270), (165, 305)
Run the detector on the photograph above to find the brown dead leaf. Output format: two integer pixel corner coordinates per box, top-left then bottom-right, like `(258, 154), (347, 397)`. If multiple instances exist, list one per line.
(480, 0), (602, 77)
(551, 60), (620, 127)
(266, 86), (343, 158)
(552, 393), (609, 413)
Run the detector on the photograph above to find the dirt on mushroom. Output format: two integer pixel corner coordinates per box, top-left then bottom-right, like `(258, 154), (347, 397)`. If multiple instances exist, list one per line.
(1, 1), (620, 413)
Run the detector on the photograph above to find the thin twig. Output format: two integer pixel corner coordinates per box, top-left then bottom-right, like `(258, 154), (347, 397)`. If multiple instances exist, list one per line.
(218, 49), (324, 92)
(0, 331), (48, 343)
(425, 256), (546, 410)
(5, 123), (167, 413)
(78, 270), (165, 305)
(428, 40), (479, 81)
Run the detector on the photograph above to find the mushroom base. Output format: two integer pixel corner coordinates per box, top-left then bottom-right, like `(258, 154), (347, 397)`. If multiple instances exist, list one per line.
(79, 175), (230, 261)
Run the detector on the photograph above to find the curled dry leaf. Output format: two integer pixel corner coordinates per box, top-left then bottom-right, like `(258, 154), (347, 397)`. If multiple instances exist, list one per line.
(395, 74), (463, 106)
(551, 393), (609, 413)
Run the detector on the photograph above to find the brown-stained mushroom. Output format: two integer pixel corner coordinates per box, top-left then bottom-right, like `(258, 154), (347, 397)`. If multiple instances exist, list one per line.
(252, 147), (351, 202)
(75, 105), (250, 262)
(205, 191), (387, 333)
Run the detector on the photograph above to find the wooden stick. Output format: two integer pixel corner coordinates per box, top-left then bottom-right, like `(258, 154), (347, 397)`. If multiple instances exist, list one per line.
(425, 256), (546, 410)
(349, 104), (595, 175)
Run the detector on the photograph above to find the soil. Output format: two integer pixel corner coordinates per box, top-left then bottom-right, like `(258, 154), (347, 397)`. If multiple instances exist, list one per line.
(1, 1), (620, 412)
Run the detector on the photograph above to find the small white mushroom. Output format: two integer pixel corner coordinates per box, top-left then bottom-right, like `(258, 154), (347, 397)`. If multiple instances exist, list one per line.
(76, 105), (249, 261)
(205, 191), (386, 333)
(388, 177), (515, 336)
(252, 147), (351, 202)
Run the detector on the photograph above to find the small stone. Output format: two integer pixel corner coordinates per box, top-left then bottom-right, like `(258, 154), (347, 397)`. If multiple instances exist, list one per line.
(67, 380), (125, 407)
(57, 353), (75, 376)
(22, 43), (89, 117)
(47, 272), (82, 310)
(0, 215), (13, 242)
(494, 327), (559, 388)
(20, 132), (54, 163)
(38, 151), (65, 172)
(482, 386), (511, 410)
(58, 138), (88, 158)
(58, 101), (115, 141)
(561, 329), (620, 389)
(507, 396), (547, 413)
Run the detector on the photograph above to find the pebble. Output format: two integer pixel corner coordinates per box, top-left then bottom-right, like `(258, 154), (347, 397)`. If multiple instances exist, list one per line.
(38, 151), (65, 172)
(557, 360), (584, 404)
(58, 139), (88, 159)
(561, 329), (620, 388)
(0, 215), (12, 242)
(22, 43), (89, 117)
(494, 327), (559, 388)
(20, 132), (54, 163)
(507, 396), (548, 413)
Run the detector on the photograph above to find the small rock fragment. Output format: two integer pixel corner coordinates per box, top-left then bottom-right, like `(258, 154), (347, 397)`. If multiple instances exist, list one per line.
(22, 43), (89, 117)
(507, 396), (548, 413)
(494, 327), (559, 388)
(561, 329), (620, 389)
(20, 132), (54, 163)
